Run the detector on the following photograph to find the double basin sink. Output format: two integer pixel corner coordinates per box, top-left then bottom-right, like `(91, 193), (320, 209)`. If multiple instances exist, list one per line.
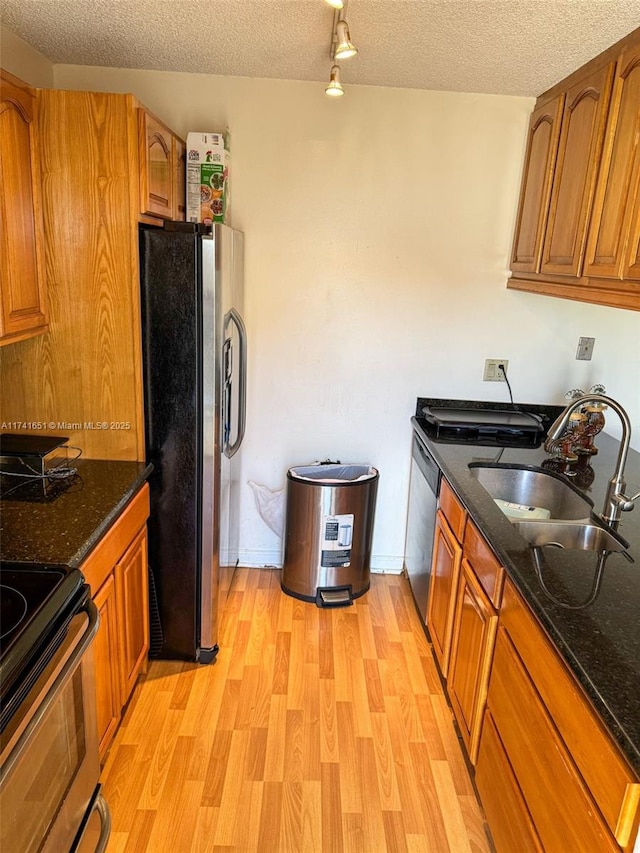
(468, 464), (629, 554)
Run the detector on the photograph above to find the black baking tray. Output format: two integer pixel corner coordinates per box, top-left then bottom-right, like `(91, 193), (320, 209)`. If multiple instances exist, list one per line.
(422, 406), (544, 434)
(0, 433), (69, 456)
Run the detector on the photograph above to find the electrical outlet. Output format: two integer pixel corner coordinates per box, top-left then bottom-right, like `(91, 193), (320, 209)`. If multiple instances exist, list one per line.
(483, 359), (509, 381)
(576, 336), (595, 360)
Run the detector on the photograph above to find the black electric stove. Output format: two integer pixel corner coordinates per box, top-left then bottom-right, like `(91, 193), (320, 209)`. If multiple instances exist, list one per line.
(0, 562), (87, 732)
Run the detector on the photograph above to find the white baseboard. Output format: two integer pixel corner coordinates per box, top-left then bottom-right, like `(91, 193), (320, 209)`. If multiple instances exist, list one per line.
(238, 549), (283, 569)
(238, 550), (404, 574)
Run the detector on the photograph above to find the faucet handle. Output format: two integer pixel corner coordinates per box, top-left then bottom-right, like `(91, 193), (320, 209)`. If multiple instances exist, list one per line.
(613, 491), (640, 513)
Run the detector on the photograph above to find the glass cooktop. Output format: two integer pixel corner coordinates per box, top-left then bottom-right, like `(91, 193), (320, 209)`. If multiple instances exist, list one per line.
(0, 562), (85, 732)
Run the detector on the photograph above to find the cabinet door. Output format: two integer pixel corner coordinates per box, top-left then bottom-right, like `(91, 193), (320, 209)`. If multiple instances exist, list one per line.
(488, 626), (619, 852)
(541, 63), (614, 277)
(116, 527), (150, 703)
(139, 110), (173, 219)
(173, 135), (186, 221)
(584, 45), (640, 279)
(510, 95), (564, 272)
(476, 710), (543, 853)
(447, 558), (498, 764)
(93, 574), (121, 760)
(0, 70), (48, 344)
(426, 510), (462, 677)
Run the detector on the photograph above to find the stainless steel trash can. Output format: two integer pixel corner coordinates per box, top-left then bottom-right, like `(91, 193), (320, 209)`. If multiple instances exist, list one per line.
(282, 464), (379, 607)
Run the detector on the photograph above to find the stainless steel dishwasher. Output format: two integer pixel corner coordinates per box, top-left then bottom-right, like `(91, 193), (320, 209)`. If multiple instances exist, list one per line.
(404, 430), (440, 623)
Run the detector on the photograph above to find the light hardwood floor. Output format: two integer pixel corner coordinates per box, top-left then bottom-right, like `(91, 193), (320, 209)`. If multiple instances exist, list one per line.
(101, 569), (492, 852)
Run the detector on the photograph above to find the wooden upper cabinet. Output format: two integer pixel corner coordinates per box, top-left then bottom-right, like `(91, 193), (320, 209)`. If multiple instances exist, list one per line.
(508, 26), (640, 310)
(173, 136), (186, 221)
(541, 62), (614, 277)
(584, 44), (640, 280)
(139, 109), (185, 221)
(510, 95), (564, 272)
(0, 69), (48, 345)
(139, 110), (173, 219)
(1, 89), (184, 459)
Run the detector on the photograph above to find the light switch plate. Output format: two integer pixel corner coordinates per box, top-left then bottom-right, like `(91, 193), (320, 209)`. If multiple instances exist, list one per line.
(576, 337), (595, 360)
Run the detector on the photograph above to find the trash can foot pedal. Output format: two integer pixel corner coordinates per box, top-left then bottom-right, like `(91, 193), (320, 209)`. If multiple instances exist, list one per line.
(316, 586), (353, 608)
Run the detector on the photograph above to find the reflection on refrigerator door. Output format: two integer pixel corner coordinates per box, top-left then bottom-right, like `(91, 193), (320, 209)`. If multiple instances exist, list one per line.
(220, 232), (247, 606)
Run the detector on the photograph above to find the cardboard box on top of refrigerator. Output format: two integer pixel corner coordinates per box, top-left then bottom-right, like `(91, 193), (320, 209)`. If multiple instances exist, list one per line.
(186, 131), (230, 225)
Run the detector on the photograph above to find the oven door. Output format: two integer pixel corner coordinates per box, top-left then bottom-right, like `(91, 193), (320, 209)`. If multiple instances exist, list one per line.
(0, 600), (101, 853)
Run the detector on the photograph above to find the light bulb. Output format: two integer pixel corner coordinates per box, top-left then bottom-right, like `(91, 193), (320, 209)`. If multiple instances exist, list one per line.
(324, 0), (344, 8)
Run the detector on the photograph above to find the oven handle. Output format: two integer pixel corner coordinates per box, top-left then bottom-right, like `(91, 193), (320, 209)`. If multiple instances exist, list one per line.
(71, 790), (112, 853)
(92, 794), (111, 853)
(0, 599), (99, 782)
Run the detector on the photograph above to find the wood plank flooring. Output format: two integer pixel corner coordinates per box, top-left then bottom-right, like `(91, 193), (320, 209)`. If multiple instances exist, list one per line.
(101, 569), (492, 852)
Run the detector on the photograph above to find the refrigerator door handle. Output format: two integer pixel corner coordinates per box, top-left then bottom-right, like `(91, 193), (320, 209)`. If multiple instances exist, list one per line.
(224, 308), (247, 458)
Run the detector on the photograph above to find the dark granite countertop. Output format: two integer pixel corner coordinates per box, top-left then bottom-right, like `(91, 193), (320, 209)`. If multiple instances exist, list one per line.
(0, 459), (152, 567)
(413, 398), (640, 777)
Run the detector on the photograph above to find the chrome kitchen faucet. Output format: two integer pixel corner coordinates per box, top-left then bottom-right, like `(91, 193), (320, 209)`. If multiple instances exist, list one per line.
(546, 394), (640, 527)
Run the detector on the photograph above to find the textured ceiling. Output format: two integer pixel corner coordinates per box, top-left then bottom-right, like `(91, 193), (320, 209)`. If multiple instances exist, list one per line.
(2, 0), (640, 96)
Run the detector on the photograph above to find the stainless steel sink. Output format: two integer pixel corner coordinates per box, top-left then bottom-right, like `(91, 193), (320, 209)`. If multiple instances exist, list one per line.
(468, 463), (593, 520)
(510, 520), (629, 552)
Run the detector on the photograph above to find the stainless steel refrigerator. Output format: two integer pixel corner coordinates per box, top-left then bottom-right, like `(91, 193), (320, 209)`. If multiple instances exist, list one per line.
(140, 222), (246, 662)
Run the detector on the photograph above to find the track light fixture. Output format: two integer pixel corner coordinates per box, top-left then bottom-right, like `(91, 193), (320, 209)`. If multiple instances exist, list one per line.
(334, 19), (358, 60)
(324, 2), (359, 98)
(325, 65), (344, 97)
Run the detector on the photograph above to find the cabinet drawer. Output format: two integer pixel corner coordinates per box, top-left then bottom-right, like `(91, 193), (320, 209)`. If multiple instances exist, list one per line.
(438, 478), (466, 542)
(81, 484), (150, 592)
(501, 580), (640, 847)
(462, 519), (504, 606)
(488, 624), (619, 852)
(476, 710), (543, 853)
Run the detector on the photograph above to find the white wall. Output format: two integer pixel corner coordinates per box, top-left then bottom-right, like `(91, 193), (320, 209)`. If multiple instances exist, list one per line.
(27, 63), (640, 569)
(0, 26), (53, 87)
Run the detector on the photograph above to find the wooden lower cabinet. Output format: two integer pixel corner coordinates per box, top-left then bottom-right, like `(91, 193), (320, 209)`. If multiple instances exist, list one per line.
(477, 579), (640, 852)
(426, 510), (462, 676)
(447, 558), (498, 764)
(424, 476), (640, 850)
(475, 710), (543, 853)
(485, 623), (619, 851)
(93, 574), (121, 758)
(116, 527), (150, 702)
(426, 481), (500, 765)
(82, 484), (150, 760)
